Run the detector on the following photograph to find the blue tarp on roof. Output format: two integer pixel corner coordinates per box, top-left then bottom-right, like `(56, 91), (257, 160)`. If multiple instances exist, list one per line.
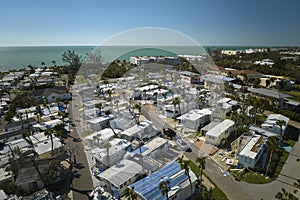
(129, 162), (187, 200)
(131, 146), (148, 154)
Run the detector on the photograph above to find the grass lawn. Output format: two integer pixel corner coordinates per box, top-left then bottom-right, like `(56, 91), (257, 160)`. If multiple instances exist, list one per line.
(230, 170), (273, 184)
(282, 90), (300, 102)
(81, 130), (94, 137)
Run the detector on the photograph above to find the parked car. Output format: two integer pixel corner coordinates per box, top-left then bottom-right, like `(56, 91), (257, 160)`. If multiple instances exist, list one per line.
(177, 137), (192, 152)
(163, 128), (176, 139)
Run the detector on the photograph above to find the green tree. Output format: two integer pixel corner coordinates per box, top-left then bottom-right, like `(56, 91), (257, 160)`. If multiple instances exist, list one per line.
(196, 156), (206, 185)
(172, 97), (181, 120)
(44, 128), (55, 156)
(176, 155), (193, 194)
(158, 180), (170, 200)
(265, 136), (280, 176)
(124, 187), (138, 200)
(276, 120), (286, 147)
(133, 103), (142, 124)
(201, 187), (214, 200)
(275, 188), (298, 200)
(35, 106), (42, 123)
(96, 103), (103, 116)
(103, 142), (111, 168)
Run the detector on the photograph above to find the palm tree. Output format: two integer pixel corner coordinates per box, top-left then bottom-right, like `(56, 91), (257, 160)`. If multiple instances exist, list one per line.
(41, 61), (45, 67)
(35, 106), (42, 123)
(196, 156), (206, 185)
(107, 89), (113, 103)
(51, 60), (56, 66)
(44, 128), (55, 156)
(124, 187), (138, 200)
(201, 187), (214, 200)
(96, 103), (103, 116)
(22, 129), (33, 146)
(176, 155), (193, 194)
(275, 188), (299, 200)
(114, 99), (120, 113)
(162, 93), (167, 103)
(103, 142), (111, 168)
(276, 120), (286, 147)
(265, 136), (280, 176)
(158, 180), (170, 200)
(172, 97), (181, 120)
(169, 89), (174, 100)
(16, 113), (24, 129)
(133, 103), (142, 124)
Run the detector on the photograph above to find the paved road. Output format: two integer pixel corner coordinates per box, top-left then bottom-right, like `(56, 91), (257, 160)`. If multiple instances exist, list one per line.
(68, 89), (94, 200)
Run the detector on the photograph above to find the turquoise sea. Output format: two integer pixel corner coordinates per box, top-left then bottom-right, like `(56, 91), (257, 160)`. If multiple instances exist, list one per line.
(0, 45), (271, 72)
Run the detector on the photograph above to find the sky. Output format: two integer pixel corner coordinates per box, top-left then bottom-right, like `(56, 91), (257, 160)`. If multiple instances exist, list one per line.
(0, 0), (299, 46)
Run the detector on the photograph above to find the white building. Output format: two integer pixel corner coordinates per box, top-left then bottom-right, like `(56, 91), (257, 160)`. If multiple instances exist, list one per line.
(121, 120), (154, 141)
(86, 115), (114, 131)
(217, 97), (238, 114)
(238, 134), (266, 169)
(31, 132), (64, 159)
(205, 119), (235, 146)
(98, 159), (143, 198)
(261, 114), (289, 136)
(177, 108), (213, 130)
(221, 50), (240, 56)
(141, 137), (168, 157)
(84, 128), (118, 148)
(92, 139), (131, 170)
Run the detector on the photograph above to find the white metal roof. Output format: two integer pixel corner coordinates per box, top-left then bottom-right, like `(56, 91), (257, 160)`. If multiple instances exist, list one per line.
(84, 128), (117, 141)
(142, 137), (168, 156)
(99, 159), (142, 187)
(206, 119), (234, 137)
(239, 134), (264, 159)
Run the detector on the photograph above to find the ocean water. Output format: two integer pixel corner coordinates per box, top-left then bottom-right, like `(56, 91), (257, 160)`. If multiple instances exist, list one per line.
(0, 45), (265, 72)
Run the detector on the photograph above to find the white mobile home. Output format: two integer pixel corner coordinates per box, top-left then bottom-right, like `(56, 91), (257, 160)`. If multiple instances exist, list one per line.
(84, 128), (118, 148)
(99, 159), (143, 198)
(177, 108), (213, 130)
(205, 119), (235, 146)
(261, 114), (289, 136)
(238, 134), (266, 169)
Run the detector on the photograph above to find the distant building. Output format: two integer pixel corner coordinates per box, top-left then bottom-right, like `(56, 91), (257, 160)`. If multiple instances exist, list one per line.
(254, 59), (274, 66)
(247, 87), (291, 108)
(180, 71), (202, 84)
(216, 98), (238, 115)
(31, 86), (71, 103)
(205, 119), (235, 146)
(129, 56), (180, 65)
(221, 50), (241, 56)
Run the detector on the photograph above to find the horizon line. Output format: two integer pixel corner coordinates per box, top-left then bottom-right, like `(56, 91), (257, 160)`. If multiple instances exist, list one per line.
(0, 44), (299, 48)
